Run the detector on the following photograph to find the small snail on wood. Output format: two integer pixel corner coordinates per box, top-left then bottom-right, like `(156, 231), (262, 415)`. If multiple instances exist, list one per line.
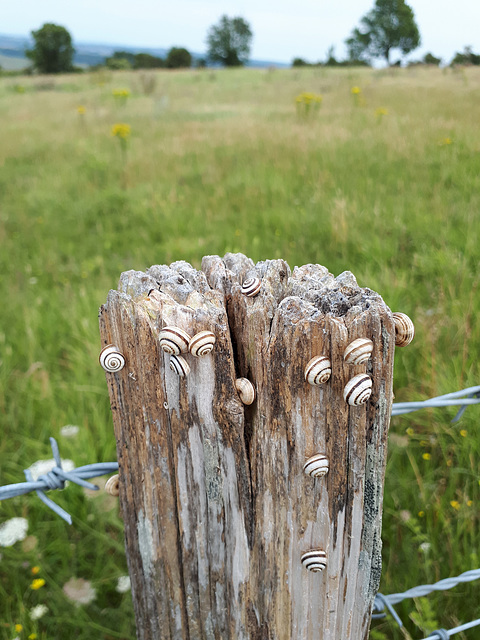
(343, 374), (372, 406)
(344, 338), (373, 365)
(301, 550), (327, 573)
(99, 345), (125, 372)
(393, 312), (415, 347)
(105, 474), (120, 496)
(303, 454), (329, 478)
(304, 356), (332, 385)
(241, 277), (262, 297)
(235, 378), (256, 405)
(159, 326), (191, 355)
(189, 331), (216, 357)
(169, 354), (190, 377)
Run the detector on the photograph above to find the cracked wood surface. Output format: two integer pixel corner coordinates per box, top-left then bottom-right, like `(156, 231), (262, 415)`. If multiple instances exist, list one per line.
(99, 253), (395, 640)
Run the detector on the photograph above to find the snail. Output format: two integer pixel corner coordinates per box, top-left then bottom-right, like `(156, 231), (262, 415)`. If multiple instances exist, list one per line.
(301, 550), (327, 573)
(303, 454), (329, 478)
(241, 277), (262, 297)
(393, 312), (415, 347)
(235, 378), (256, 405)
(189, 331), (216, 357)
(99, 345), (125, 372)
(169, 355), (190, 377)
(105, 474), (120, 497)
(159, 326), (191, 355)
(343, 338), (373, 365)
(343, 374), (372, 406)
(304, 356), (332, 385)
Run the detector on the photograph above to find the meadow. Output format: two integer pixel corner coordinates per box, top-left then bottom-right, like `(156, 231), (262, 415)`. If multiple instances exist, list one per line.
(0, 64), (479, 639)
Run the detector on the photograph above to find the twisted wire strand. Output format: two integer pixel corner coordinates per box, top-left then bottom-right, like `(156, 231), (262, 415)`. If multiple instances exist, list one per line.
(424, 618), (480, 639)
(391, 385), (480, 419)
(0, 437), (119, 524)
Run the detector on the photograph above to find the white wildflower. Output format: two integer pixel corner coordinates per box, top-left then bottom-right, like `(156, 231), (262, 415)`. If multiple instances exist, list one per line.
(30, 604), (48, 620)
(116, 575), (131, 593)
(60, 425), (80, 438)
(419, 542), (431, 553)
(62, 577), (96, 605)
(0, 517), (28, 547)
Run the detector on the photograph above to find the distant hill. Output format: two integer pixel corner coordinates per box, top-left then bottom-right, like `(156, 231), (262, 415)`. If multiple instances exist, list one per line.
(0, 33), (288, 71)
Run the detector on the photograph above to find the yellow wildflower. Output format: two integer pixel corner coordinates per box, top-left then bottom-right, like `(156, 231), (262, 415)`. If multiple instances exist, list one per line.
(111, 123), (131, 139)
(446, 459), (453, 467)
(418, 511), (425, 517)
(351, 86), (361, 94)
(15, 624), (23, 632)
(438, 137), (453, 146)
(422, 453), (431, 460)
(77, 105), (86, 114)
(406, 427), (414, 436)
(30, 578), (46, 590)
(467, 500), (473, 507)
(112, 88), (131, 98)
(460, 429), (467, 437)
(31, 565), (40, 575)
(375, 107), (388, 117)
(29, 634), (38, 640)
(450, 500), (460, 510)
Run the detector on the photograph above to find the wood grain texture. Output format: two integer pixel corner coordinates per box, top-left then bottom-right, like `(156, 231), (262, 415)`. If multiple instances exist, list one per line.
(99, 255), (395, 640)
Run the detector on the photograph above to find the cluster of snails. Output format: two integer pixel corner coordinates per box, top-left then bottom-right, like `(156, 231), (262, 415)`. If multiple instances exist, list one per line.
(158, 326), (216, 378)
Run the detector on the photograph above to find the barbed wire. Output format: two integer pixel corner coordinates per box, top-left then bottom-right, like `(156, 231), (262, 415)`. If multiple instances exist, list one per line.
(0, 437), (118, 524)
(391, 385), (480, 421)
(1, 386), (479, 638)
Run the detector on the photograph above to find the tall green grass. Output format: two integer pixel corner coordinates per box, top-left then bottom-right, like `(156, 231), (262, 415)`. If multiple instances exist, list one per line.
(0, 66), (479, 639)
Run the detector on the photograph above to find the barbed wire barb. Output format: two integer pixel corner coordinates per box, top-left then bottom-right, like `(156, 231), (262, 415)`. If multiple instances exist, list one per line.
(0, 437), (119, 524)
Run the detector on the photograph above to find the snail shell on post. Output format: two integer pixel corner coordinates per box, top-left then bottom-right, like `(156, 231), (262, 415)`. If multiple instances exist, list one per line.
(99, 345), (125, 372)
(235, 378), (256, 405)
(301, 550), (327, 573)
(189, 331), (216, 357)
(241, 277), (262, 297)
(343, 374), (372, 406)
(303, 454), (329, 478)
(169, 355), (190, 377)
(159, 326), (191, 355)
(105, 474), (120, 496)
(344, 338), (373, 365)
(304, 356), (332, 385)
(393, 312), (415, 347)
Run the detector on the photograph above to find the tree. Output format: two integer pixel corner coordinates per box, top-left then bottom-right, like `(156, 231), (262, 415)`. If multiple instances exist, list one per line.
(206, 15), (253, 67)
(165, 47), (192, 69)
(26, 23), (75, 74)
(346, 0), (420, 65)
(134, 53), (164, 69)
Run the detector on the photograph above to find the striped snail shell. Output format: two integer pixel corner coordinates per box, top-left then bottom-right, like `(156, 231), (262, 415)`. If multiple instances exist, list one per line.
(344, 338), (373, 365)
(241, 277), (262, 297)
(303, 454), (329, 478)
(301, 550), (327, 573)
(393, 312), (415, 347)
(159, 326), (191, 355)
(343, 374), (372, 406)
(99, 345), (125, 372)
(169, 354), (190, 377)
(304, 356), (332, 385)
(235, 378), (256, 405)
(105, 474), (119, 496)
(189, 331), (216, 357)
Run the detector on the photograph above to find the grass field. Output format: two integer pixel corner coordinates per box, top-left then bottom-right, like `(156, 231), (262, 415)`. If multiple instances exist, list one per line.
(0, 65), (479, 640)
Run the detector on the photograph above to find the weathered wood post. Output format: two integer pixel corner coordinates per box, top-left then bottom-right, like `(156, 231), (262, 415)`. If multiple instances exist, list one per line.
(99, 254), (395, 640)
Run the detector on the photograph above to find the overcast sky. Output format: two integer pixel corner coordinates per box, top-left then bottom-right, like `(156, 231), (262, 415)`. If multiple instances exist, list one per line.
(4, 0), (480, 64)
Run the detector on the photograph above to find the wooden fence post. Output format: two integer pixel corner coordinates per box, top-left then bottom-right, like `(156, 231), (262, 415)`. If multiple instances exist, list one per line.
(98, 254), (395, 640)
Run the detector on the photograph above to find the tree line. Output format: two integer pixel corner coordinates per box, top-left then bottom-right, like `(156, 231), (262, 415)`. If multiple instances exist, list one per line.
(22, 3), (480, 75)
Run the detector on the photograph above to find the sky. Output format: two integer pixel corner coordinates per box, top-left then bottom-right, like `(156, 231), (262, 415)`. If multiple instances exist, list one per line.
(3, 0), (480, 64)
